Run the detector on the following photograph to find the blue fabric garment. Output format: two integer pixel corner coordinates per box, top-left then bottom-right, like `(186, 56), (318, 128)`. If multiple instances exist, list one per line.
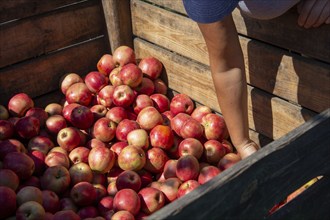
(182, 0), (240, 23)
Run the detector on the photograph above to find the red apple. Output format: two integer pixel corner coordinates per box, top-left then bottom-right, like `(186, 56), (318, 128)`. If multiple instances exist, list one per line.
(97, 54), (116, 77)
(120, 63), (143, 88)
(112, 85), (135, 107)
(27, 136), (54, 155)
(0, 104), (9, 120)
(136, 169), (153, 188)
(127, 129), (149, 150)
(45, 115), (67, 135)
(0, 169), (20, 191)
(161, 110), (174, 126)
(0, 186), (16, 219)
(60, 197), (78, 212)
(117, 145), (146, 171)
(97, 85), (115, 108)
(107, 179), (118, 197)
(115, 119), (140, 142)
(191, 105), (212, 123)
(150, 93), (170, 113)
(136, 106), (163, 131)
(113, 188), (141, 215)
(68, 104), (94, 130)
(222, 139), (234, 154)
(88, 146), (116, 174)
(57, 127), (82, 152)
(138, 56), (163, 80)
(116, 170), (142, 192)
(0, 138), (25, 159)
(176, 155), (200, 182)
(217, 153), (241, 171)
(8, 93), (34, 117)
(65, 82), (93, 106)
(144, 147), (169, 174)
(113, 46), (136, 67)
(149, 125), (174, 151)
(16, 185), (43, 206)
(177, 179), (200, 198)
(109, 67), (123, 86)
(45, 151), (70, 169)
(201, 113), (227, 141)
(45, 103), (63, 116)
(25, 107), (48, 127)
(3, 152), (35, 180)
(138, 187), (165, 214)
(28, 150), (46, 176)
(70, 181), (97, 207)
(198, 165), (221, 185)
(16, 201), (46, 220)
(112, 210), (135, 220)
(0, 119), (14, 140)
(77, 206), (99, 219)
(69, 162), (93, 185)
(40, 165), (71, 195)
(170, 93), (194, 116)
(91, 117), (117, 143)
(15, 116), (40, 139)
(84, 71), (108, 94)
(203, 139), (227, 165)
(170, 113), (191, 136)
(98, 195), (114, 216)
(110, 141), (128, 159)
(162, 159), (178, 180)
(178, 138), (204, 159)
(90, 104), (108, 121)
(69, 146), (90, 164)
(153, 78), (168, 95)
(167, 134), (183, 159)
(106, 106), (128, 124)
(158, 177), (182, 202)
(53, 210), (80, 220)
(49, 146), (68, 156)
(42, 190), (60, 214)
(179, 117), (204, 139)
(93, 183), (107, 202)
(133, 94), (154, 114)
(134, 77), (155, 95)
(60, 73), (83, 95)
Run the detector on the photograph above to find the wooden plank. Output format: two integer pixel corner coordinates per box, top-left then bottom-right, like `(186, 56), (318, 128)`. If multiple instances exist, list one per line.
(267, 176), (330, 220)
(101, 0), (133, 53)
(134, 38), (317, 140)
(131, 0), (330, 113)
(0, 0), (82, 23)
(0, 0), (105, 68)
(0, 37), (108, 106)
(148, 108), (330, 219)
(145, 0), (330, 63)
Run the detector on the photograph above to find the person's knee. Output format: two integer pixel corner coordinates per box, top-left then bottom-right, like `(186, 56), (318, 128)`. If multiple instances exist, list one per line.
(238, 0), (301, 20)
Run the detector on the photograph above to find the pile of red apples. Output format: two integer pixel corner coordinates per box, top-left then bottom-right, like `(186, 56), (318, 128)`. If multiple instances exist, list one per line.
(0, 46), (242, 220)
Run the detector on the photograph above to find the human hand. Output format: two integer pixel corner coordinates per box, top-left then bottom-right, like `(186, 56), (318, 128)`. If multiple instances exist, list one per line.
(297, 0), (330, 28)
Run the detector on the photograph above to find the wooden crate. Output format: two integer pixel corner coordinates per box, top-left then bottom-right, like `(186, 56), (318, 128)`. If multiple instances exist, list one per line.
(1, 0), (329, 219)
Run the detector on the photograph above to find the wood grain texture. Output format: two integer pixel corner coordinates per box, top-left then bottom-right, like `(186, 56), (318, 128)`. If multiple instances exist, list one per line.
(148, 108), (330, 220)
(0, 0), (82, 23)
(0, 37), (108, 105)
(101, 0), (133, 53)
(131, 0), (330, 113)
(146, 0), (330, 63)
(134, 38), (316, 140)
(0, 0), (105, 68)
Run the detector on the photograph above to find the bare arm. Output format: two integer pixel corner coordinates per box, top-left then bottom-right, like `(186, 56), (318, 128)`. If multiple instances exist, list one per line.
(197, 14), (258, 158)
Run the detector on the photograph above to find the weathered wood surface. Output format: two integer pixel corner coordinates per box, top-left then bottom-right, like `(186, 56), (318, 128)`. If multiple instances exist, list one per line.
(267, 176), (330, 220)
(131, 0), (330, 114)
(0, 0), (105, 68)
(0, 0), (81, 23)
(0, 37), (107, 105)
(148, 108), (330, 220)
(101, 0), (133, 53)
(146, 0), (330, 63)
(134, 38), (316, 141)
